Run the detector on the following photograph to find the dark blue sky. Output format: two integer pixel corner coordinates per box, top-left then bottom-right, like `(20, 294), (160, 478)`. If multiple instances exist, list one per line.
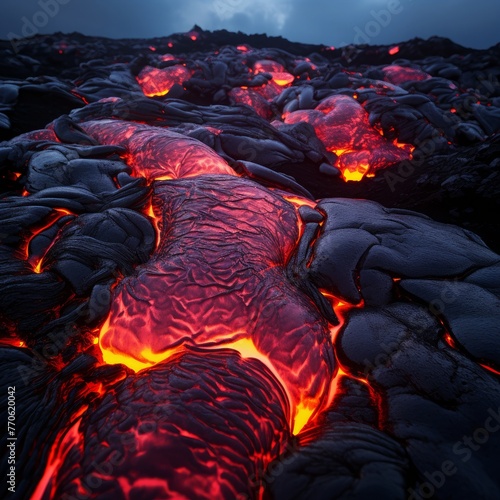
(1, 0), (499, 49)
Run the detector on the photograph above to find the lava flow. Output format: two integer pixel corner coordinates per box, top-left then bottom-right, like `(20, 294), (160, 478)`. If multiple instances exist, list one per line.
(17, 117), (341, 499)
(283, 94), (412, 180)
(2, 29), (500, 500)
(137, 64), (193, 97)
(80, 119), (335, 436)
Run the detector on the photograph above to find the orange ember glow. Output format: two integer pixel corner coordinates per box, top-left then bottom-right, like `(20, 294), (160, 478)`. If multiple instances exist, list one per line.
(33, 260), (44, 274)
(254, 60), (284, 74)
(444, 333), (457, 349)
(389, 46), (400, 55)
(341, 159), (370, 182)
(481, 364), (500, 376)
(318, 291), (364, 348)
(32, 420), (83, 500)
(136, 65), (192, 97)
(23, 209), (74, 271)
(253, 60), (294, 87)
(284, 95), (411, 181)
(1, 339), (25, 348)
(271, 72), (295, 86)
(204, 126), (222, 135)
(283, 195), (317, 210)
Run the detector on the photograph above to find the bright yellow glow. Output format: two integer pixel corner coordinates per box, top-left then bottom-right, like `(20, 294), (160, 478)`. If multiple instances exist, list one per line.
(100, 343), (182, 373)
(342, 169), (365, 181)
(99, 317), (183, 372)
(222, 338), (301, 429)
(283, 195), (317, 209)
(293, 402), (315, 435)
(228, 339), (314, 435)
(223, 338), (276, 370)
(331, 148), (355, 157)
(98, 326), (318, 434)
(271, 72), (295, 86)
(100, 345), (149, 372)
(342, 161), (370, 182)
(145, 202), (161, 249)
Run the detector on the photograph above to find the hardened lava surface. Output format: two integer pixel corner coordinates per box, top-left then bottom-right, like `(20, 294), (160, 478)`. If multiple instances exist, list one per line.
(1, 28), (500, 499)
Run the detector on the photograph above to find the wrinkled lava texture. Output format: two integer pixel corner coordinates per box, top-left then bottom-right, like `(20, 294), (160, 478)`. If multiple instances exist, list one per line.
(1, 27), (500, 500)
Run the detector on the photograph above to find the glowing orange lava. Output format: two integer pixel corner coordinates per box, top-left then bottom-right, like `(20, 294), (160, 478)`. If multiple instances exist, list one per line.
(75, 121), (336, 436)
(254, 60), (294, 87)
(444, 332), (457, 349)
(283, 95), (411, 180)
(80, 120), (235, 181)
(229, 87), (273, 119)
(136, 65), (192, 97)
(32, 420), (84, 500)
(481, 364), (500, 376)
(95, 175), (332, 432)
(160, 53), (176, 61)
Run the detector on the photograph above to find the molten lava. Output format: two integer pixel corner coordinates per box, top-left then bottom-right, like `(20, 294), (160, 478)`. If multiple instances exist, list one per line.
(229, 87), (274, 119)
(136, 65), (193, 97)
(80, 120), (234, 181)
(98, 175), (333, 432)
(382, 65), (431, 85)
(5, 31), (500, 500)
(254, 59), (295, 86)
(284, 95), (412, 180)
(77, 121), (335, 436)
(131, 57), (422, 183)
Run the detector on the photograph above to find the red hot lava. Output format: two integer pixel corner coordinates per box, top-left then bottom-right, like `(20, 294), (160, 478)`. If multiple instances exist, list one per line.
(27, 118), (339, 499)
(133, 56), (417, 181)
(5, 31), (500, 500)
(283, 95), (413, 180)
(382, 65), (431, 85)
(77, 120), (335, 435)
(137, 65), (193, 97)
